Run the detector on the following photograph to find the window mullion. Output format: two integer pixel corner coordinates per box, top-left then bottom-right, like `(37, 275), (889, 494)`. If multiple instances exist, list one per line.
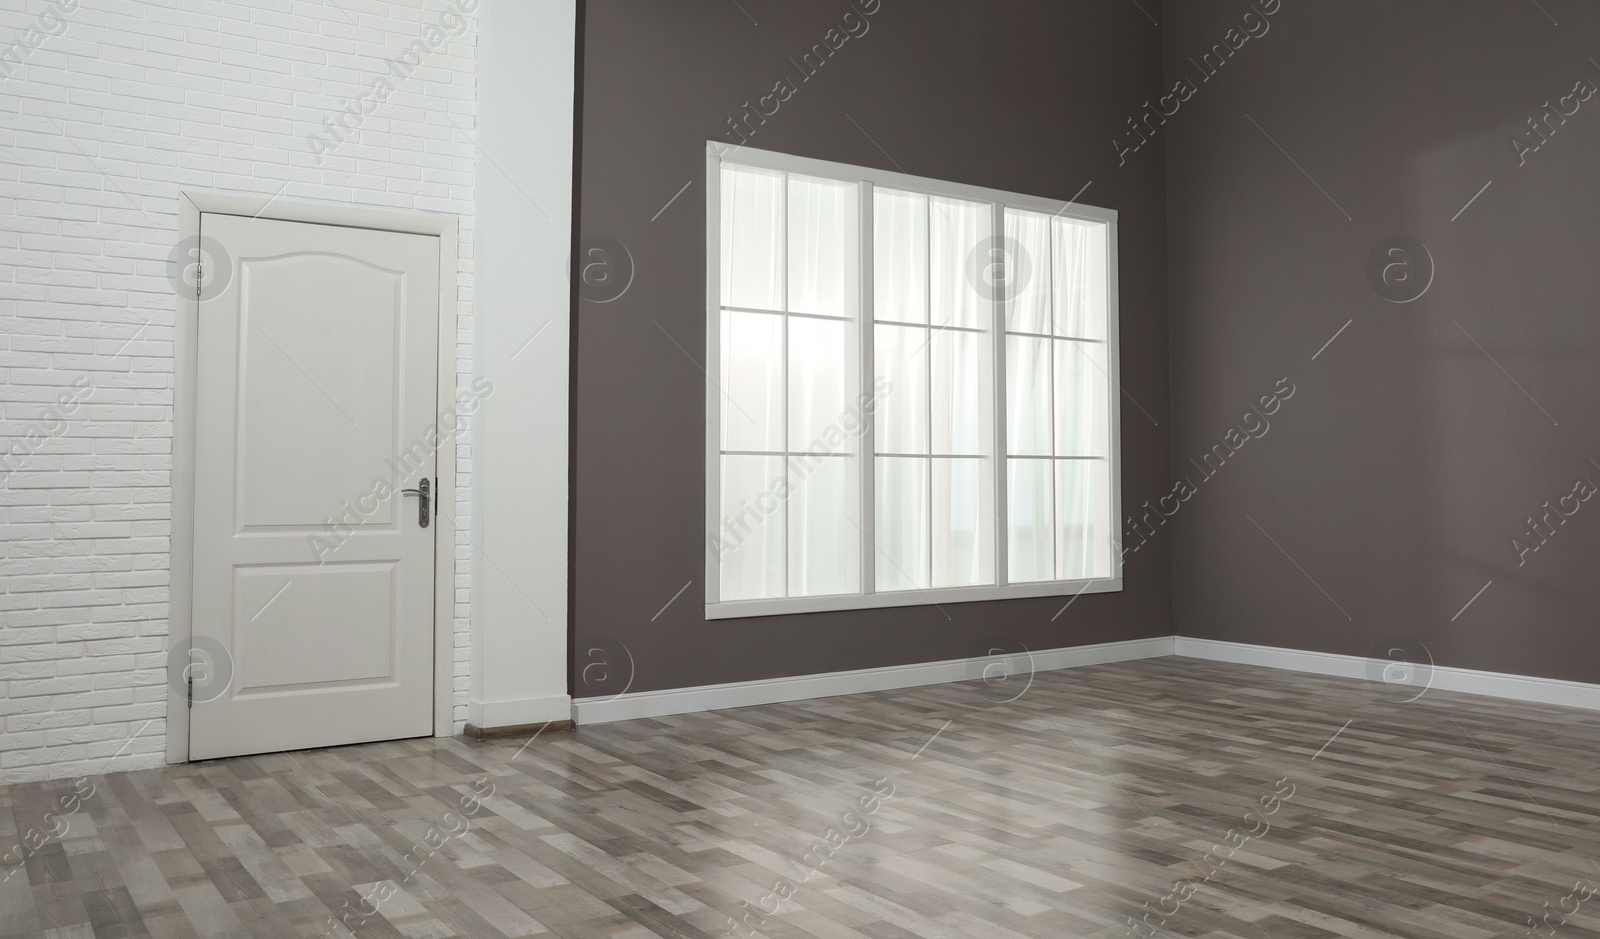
(859, 181), (876, 597)
(1109, 217), (1122, 582)
(781, 174), (790, 598)
(1046, 216), (1057, 582)
(924, 196), (933, 590)
(992, 201), (1009, 587)
(706, 153), (722, 605)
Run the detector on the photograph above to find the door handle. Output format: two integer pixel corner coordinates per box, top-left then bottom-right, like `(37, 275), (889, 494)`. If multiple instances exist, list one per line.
(400, 477), (430, 528)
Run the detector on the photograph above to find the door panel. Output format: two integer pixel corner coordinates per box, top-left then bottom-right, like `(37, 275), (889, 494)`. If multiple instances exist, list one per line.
(232, 562), (397, 691)
(235, 254), (403, 530)
(191, 213), (439, 761)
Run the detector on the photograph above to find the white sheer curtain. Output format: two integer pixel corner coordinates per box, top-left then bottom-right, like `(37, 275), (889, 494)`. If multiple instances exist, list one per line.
(875, 190), (994, 591)
(930, 197), (993, 587)
(717, 166), (1111, 601)
(1052, 216), (1111, 579)
(1004, 206), (1053, 589)
(1053, 217), (1108, 340)
(1005, 210), (1053, 583)
(718, 166), (858, 601)
(721, 165), (782, 310)
(789, 176), (857, 318)
(930, 326), (991, 588)
(1057, 459), (1109, 580)
(1004, 208), (1111, 583)
(874, 190), (926, 324)
(930, 197), (983, 329)
(1006, 210), (1051, 334)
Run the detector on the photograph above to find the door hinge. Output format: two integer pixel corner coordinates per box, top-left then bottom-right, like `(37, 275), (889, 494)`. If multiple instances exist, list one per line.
(187, 674), (193, 709)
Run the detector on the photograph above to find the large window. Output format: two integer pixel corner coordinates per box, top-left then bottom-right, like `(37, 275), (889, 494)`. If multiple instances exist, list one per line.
(705, 144), (1120, 618)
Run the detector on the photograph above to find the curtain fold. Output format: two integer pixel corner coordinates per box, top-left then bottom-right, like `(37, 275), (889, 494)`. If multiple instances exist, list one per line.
(1005, 210), (1051, 334)
(1053, 217), (1107, 340)
(874, 190), (927, 324)
(721, 165), (783, 311)
(931, 197), (984, 329)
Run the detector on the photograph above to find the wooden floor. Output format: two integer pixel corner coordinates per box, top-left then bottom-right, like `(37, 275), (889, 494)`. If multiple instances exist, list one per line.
(5, 657), (1600, 939)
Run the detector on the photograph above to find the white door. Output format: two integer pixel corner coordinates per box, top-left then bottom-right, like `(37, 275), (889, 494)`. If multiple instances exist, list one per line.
(190, 213), (439, 760)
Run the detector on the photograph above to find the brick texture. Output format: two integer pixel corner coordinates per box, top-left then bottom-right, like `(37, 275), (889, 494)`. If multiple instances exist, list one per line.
(0, 0), (477, 783)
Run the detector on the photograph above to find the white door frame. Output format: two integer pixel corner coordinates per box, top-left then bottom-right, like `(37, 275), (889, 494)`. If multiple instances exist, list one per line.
(168, 191), (460, 763)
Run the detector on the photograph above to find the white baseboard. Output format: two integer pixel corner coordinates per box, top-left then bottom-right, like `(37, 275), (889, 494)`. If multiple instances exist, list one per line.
(1174, 636), (1600, 711)
(573, 634), (1600, 727)
(573, 635), (1175, 724)
(470, 693), (572, 728)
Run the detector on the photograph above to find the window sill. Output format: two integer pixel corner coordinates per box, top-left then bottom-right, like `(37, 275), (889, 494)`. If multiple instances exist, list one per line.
(704, 577), (1123, 620)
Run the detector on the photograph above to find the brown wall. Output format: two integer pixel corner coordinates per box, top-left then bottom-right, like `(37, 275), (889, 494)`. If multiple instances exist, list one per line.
(1166, 0), (1600, 680)
(573, 0), (1172, 695)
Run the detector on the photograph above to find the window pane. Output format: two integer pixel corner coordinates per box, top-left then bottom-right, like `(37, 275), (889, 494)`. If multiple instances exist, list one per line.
(789, 175), (858, 318)
(1004, 209), (1050, 334)
(1005, 335), (1050, 456)
(874, 324), (928, 455)
(789, 455), (859, 597)
(1007, 458), (1052, 583)
(930, 197), (988, 329)
(790, 316), (854, 452)
(874, 189), (927, 325)
(1054, 339), (1109, 457)
(718, 455), (786, 600)
(1052, 217), (1108, 339)
(875, 457), (929, 591)
(931, 328), (988, 455)
(1057, 459), (1111, 580)
(720, 310), (783, 452)
(933, 458), (992, 587)
(721, 165), (784, 310)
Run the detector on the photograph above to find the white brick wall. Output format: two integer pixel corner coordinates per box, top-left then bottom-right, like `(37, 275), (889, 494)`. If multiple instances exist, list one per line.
(0, 0), (478, 783)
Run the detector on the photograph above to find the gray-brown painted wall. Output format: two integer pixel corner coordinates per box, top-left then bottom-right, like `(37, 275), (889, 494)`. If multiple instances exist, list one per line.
(1166, 1), (1600, 680)
(573, 0), (1171, 695)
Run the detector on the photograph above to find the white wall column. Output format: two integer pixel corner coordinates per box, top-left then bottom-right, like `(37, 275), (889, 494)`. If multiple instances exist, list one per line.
(471, 0), (576, 729)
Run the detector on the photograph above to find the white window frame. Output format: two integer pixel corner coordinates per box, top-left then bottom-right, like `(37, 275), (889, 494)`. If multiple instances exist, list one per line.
(704, 142), (1123, 619)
